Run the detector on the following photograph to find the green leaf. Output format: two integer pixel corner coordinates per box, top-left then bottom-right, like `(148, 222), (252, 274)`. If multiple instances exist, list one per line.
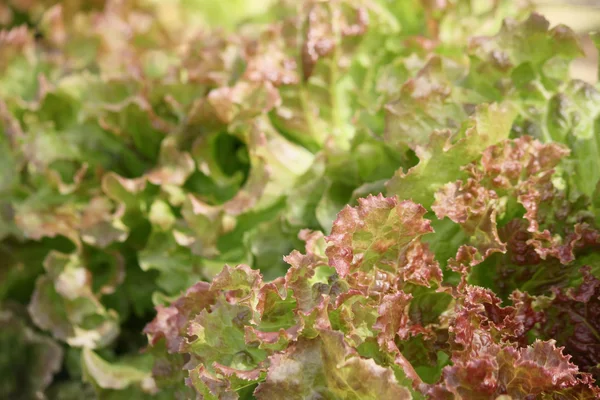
(254, 330), (412, 400)
(0, 305), (63, 400)
(81, 349), (154, 392)
(386, 103), (516, 208)
(28, 251), (120, 349)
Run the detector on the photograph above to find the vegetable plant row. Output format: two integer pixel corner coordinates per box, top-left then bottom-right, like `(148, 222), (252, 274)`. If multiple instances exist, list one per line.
(1, 0), (600, 399)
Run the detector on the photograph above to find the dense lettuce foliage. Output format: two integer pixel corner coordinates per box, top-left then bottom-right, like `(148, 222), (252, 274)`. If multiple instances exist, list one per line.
(2, 0), (600, 399)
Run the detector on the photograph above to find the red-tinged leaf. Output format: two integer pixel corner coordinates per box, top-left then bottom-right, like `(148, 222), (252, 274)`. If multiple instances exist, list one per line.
(508, 290), (545, 346)
(433, 178), (505, 259)
(284, 250), (328, 314)
(373, 291), (413, 352)
(243, 24), (300, 86)
(301, 2), (369, 81)
(144, 281), (215, 353)
(187, 364), (236, 400)
(540, 384), (600, 400)
(443, 340), (596, 399)
(479, 219), (600, 299)
(496, 341), (595, 398)
(326, 194), (433, 277)
(401, 241), (443, 287)
(213, 363), (264, 382)
(244, 324), (303, 351)
(207, 81), (281, 125)
(298, 229), (328, 260)
(528, 223), (600, 266)
(447, 245), (479, 290)
(432, 137), (573, 265)
(476, 136), (590, 266)
(480, 136), (569, 190)
(536, 267), (600, 381)
(443, 355), (499, 399)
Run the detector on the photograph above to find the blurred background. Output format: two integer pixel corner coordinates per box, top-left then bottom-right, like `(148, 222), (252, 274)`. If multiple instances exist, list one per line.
(1, 0), (598, 83)
(535, 0), (600, 83)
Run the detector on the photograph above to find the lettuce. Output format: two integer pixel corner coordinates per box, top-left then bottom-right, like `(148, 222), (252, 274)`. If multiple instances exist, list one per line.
(1, 0), (600, 398)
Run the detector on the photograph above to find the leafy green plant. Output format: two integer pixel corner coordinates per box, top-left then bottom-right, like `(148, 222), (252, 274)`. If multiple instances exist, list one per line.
(1, 0), (600, 399)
